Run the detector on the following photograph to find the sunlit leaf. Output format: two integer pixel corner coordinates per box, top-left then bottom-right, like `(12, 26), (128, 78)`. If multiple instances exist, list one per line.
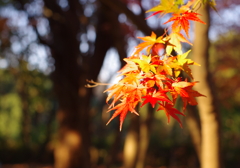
(164, 11), (206, 37)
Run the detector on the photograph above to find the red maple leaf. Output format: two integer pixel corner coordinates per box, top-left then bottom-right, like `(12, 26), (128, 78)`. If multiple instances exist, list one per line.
(134, 32), (164, 55)
(141, 90), (172, 108)
(164, 11), (206, 37)
(118, 57), (139, 75)
(158, 103), (185, 127)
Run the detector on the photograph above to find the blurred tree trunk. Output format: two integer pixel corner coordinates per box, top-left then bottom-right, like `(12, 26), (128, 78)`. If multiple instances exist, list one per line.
(136, 106), (154, 168)
(192, 5), (221, 168)
(42, 0), (119, 167)
(42, 1), (91, 168)
(123, 105), (154, 168)
(123, 114), (140, 168)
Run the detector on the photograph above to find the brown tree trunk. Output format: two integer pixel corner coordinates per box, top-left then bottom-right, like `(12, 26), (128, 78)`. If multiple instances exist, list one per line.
(51, 28), (91, 167)
(123, 114), (140, 168)
(42, 0), (119, 167)
(123, 105), (154, 168)
(192, 5), (221, 168)
(42, 1), (91, 167)
(136, 106), (154, 168)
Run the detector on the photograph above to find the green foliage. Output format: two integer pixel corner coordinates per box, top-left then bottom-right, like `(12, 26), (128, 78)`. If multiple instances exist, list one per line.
(209, 30), (240, 167)
(209, 31), (240, 107)
(0, 93), (22, 145)
(0, 62), (56, 150)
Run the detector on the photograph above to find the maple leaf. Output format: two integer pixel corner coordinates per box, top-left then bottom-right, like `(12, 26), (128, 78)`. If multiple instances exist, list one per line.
(118, 57), (139, 75)
(171, 81), (206, 110)
(106, 88), (142, 131)
(164, 11), (206, 37)
(175, 0), (184, 5)
(141, 90), (172, 108)
(156, 56), (182, 76)
(145, 79), (155, 88)
(146, 0), (181, 19)
(134, 32), (164, 55)
(145, 11), (163, 20)
(104, 84), (127, 108)
(140, 72), (156, 89)
(182, 88), (205, 110)
(121, 72), (143, 85)
(132, 55), (157, 74)
(172, 81), (195, 97)
(166, 32), (192, 54)
(175, 50), (200, 78)
(104, 76), (145, 108)
(157, 62), (173, 76)
(154, 74), (168, 89)
(158, 103), (185, 127)
(177, 50), (198, 66)
(106, 99), (139, 131)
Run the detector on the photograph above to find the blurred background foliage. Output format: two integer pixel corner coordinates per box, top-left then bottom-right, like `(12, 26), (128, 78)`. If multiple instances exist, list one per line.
(209, 30), (240, 167)
(0, 0), (240, 167)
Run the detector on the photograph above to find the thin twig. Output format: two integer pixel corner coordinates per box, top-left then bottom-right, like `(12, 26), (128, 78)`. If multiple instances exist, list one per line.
(85, 79), (110, 88)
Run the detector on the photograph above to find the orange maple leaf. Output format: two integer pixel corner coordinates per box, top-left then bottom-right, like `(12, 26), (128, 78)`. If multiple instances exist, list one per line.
(104, 84), (126, 108)
(154, 74), (167, 89)
(118, 57), (139, 75)
(164, 11), (206, 37)
(134, 32), (164, 55)
(172, 81), (205, 110)
(106, 88), (142, 131)
(156, 56), (181, 76)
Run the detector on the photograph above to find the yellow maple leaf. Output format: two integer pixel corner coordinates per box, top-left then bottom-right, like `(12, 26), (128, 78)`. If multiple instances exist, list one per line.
(132, 55), (157, 74)
(146, 0), (181, 18)
(175, 50), (200, 78)
(177, 50), (199, 66)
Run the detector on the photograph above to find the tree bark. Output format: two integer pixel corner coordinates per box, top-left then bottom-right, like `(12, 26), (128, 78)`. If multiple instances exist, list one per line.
(123, 105), (154, 168)
(192, 5), (221, 168)
(42, 1), (91, 167)
(42, 0), (120, 167)
(135, 106), (154, 168)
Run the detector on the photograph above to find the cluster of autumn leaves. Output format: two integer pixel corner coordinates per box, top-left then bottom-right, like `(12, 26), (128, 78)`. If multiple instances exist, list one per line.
(87, 0), (216, 130)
